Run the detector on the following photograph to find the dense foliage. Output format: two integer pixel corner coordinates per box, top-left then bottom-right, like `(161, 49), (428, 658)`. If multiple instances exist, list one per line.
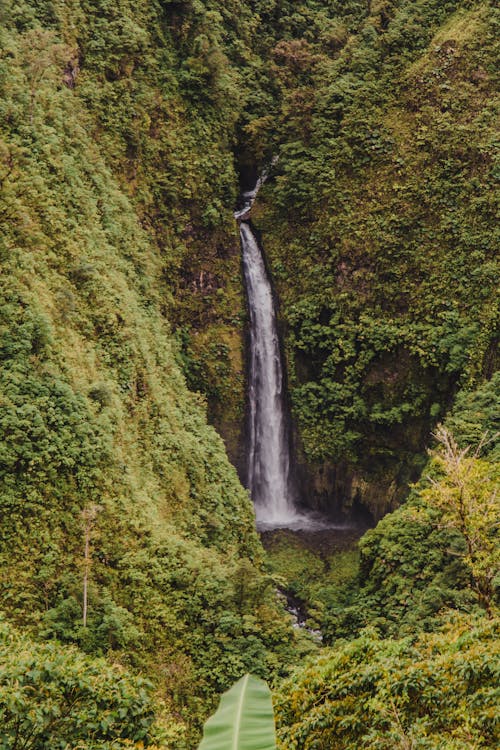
(0, 1), (303, 744)
(5, 0), (493, 516)
(0, 619), (168, 748)
(271, 403), (499, 748)
(0, 0), (498, 747)
(265, 408), (499, 640)
(251, 0), (499, 512)
(275, 614), (499, 749)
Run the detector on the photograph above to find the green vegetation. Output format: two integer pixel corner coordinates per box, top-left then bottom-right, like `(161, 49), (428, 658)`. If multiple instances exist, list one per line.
(446, 372), (500, 460)
(0, 619), (170, 748)
(0, 0), (498, 747)
(262, 531), (360, 633)
(199, 673), (276, 750)
(275, 614), (499, 749)
(4, 0), (494, 514)
(323, 427), (498, 643)
(251, 0), (499, 513)
(272, 418), (499, 748)
(0, 1), (302, 744)
(263, 415), (499, 643)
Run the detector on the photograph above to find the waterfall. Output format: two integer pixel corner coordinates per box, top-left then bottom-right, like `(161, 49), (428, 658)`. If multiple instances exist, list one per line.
(235, 181), (344, 532)
(238, 213), (301, 527)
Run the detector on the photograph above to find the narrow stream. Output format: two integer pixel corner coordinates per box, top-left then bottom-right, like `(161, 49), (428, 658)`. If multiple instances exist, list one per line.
(236, 181), (364, 645)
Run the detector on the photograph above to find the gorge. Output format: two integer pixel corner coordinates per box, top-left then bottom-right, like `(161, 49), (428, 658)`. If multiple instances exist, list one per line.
(0, 0), (498, 748)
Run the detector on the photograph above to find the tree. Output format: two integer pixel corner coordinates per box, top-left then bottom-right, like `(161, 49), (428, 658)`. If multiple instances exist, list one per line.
(0, 620), (165, 749)
(81, 503), (101, 627)
(419, 425), (499, 611)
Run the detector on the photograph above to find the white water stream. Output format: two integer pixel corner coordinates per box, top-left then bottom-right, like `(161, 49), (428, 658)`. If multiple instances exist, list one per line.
(240, 221), (301, 527)
(236, 182), (345, 531)
(236, 179), (312, 528)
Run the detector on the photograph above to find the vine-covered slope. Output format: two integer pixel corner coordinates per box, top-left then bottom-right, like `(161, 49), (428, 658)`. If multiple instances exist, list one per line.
(249, 0), (499, 515)
(0, 1), (498, 747)
(0, 2), (299, 744)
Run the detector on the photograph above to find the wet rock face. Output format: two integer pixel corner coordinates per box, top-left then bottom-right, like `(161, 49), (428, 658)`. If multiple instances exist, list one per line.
(295, 456), (404, 524)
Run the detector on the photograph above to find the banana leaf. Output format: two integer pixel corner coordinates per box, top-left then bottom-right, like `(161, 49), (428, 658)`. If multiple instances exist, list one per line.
(198, 673), (277, 750)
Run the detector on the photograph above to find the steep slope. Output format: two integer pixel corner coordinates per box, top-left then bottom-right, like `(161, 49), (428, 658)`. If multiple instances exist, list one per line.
(273, 381), (499, 748)
(246, 0), (499, 517)
(0, 0), (498, 746)
(0, 2), (296, 744)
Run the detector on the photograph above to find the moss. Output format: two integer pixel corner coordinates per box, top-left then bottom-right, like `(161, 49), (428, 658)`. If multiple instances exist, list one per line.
(250, 0), (499, 515)
(0, 2), (299, 743)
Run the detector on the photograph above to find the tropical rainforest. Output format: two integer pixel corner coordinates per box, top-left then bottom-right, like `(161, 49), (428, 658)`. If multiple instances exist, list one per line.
(0, 0), (498, 748)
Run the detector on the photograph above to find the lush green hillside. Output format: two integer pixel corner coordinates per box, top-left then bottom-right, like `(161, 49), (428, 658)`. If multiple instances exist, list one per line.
(8, 0), (492, 522)
(264, 377), (499, 638)
(0, 0), (498, 747)
(250, 0), (499, 517)
(273, 390), (499, 748)
(275, 613), (499, 749)
(0, 2), (298, 744)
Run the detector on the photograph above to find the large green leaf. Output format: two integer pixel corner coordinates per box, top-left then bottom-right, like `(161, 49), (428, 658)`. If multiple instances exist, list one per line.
(198, 674), (277, 750)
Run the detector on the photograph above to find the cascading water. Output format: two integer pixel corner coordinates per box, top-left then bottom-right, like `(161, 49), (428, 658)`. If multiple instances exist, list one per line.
(237, 187), (301, 527)
(235, 181), (350, 532)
